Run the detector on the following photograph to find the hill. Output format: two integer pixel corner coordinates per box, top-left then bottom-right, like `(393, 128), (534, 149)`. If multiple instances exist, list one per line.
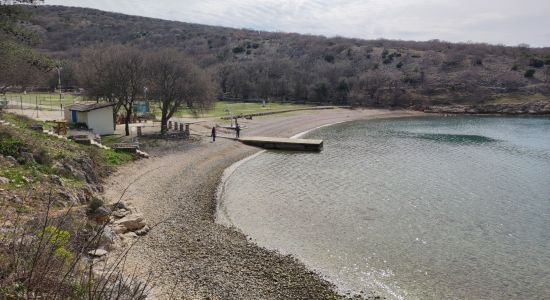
(20, 5), (550, 107)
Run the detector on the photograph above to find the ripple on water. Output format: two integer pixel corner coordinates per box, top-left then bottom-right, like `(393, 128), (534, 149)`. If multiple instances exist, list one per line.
(219, 116), (550, 299)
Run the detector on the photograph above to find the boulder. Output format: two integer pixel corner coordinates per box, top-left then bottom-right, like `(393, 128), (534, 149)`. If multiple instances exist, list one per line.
(112, 201), (129, 211)
(114, 214), (146, 231)
(112, 209), (130, 218)
(93, 206), (111, 223)
(53, 161), (87, 182)
(98, 227), (117, 249)
(20, 152), (35, 164)
(135, 225), (150, 236)
(88, 249), (108, 257)
(0, 177), (10, 184)
(112, 224), (127, 234)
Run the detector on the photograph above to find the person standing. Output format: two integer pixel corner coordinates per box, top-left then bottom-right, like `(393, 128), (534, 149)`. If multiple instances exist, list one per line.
(235, 124), (240, 138)
(211, 126), (216, 142)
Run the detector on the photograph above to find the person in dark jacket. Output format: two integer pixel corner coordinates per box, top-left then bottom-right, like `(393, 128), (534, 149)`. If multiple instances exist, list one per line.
(211, 126), (216, 142)
(235, 124), (241, 138)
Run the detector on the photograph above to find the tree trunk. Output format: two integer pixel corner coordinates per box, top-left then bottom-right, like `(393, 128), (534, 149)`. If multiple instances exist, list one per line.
(160, 113), (168, 134)
(124, 110), (131, 136)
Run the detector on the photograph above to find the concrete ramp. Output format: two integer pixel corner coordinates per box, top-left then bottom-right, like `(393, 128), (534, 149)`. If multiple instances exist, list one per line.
(239, 136), (323, 152)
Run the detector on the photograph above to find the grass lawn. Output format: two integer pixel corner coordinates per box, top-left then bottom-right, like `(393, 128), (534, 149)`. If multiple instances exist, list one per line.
(160, 101), (314, 118)
(2, 92), (83, 108)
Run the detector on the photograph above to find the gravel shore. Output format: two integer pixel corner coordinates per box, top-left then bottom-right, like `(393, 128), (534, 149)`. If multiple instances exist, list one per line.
(103, 108), (422, 299)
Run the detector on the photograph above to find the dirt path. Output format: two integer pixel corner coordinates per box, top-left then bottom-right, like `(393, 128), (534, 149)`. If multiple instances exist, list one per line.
(103, 108), (422, 299)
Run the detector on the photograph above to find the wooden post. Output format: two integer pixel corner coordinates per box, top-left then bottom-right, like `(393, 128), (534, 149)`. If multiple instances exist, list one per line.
(137, 126), (142, 137)
(185, 124), (190, 135)
(168, 121), (172, 129)
(173, 122), (178, 131)
(179, 123), (184, 132)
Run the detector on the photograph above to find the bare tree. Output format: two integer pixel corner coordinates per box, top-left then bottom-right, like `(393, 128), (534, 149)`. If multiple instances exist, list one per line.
(79, 44), (145, 135)
(146, 48), (214, 133)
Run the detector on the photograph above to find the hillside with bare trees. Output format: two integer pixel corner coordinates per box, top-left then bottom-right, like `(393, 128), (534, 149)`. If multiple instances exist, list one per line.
(15, 5), (550, 108)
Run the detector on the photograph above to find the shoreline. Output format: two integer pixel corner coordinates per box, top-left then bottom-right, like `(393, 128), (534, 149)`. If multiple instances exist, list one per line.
(103, 108), (423, 299)
(215, 112), (423, 298)
(217, 120), (352, 228)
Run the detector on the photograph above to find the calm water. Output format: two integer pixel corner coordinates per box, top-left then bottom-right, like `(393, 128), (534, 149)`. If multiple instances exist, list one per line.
(217, 116), (550, 299)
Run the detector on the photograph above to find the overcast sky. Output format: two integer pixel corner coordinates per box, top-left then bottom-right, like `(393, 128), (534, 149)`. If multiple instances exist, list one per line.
(45, 0), (550, 47)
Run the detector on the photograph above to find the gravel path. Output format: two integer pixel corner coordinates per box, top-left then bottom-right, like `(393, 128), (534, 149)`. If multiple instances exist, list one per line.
(103, 109), (422, 299)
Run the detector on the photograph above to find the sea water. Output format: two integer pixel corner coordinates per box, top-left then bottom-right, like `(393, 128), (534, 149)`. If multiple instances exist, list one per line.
(218, 116), (550, 299)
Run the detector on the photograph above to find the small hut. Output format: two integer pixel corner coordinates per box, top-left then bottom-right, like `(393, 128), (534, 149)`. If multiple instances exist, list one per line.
(65, 102), (115, 135)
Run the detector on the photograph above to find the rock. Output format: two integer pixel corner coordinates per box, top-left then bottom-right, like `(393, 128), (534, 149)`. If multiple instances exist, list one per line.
(0, 176), (10, 184)
(93, 206), (111, 223)
(88, 249), (108, 257)
(98, 227), (117, 248)
(112, 201), (129, 211)
(11, 195), (23, 204)
(95, 206), (111, 216)
(82, 184), (95, 197)
(20, 152), (35, 164)
(112, 209), (129, 218)
(49, 175), (64, 186)
(112, 224), (127, 234)
(135, 225), (150, 236)
(53, 161), (87, 182)
(75, 157), (98, 183)
(58, 191), (79, 205)
(5, 156), (17, 165)
(114, 214), (146, 231)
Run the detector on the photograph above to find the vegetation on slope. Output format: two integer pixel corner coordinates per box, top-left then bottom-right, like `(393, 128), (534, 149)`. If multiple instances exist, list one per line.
(0, 112), (142, 299)
(19, 5), (550, 108)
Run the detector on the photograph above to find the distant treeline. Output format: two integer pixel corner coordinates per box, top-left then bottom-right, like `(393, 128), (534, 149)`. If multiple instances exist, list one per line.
(9, 5), (550, 107)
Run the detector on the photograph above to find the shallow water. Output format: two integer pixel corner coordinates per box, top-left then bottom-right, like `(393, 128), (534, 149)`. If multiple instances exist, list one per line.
(218, 116), (550, 299)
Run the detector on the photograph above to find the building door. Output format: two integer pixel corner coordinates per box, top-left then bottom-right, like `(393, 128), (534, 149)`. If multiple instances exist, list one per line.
(71, 110), (78, 123)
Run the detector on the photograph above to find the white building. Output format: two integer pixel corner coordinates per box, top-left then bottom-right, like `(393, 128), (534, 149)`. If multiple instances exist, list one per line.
(65, 102), (116, 135)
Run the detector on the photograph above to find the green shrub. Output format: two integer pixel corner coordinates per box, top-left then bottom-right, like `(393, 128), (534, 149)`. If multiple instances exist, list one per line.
(324, 54), (335, 63)
(88, 198), (104, 212)
(529, 58), (544, 68)
(33, 149), (51, 165)
(524, 69), (536, 78)
(232, 46), (245, 54)
(0, 134), (24, 157)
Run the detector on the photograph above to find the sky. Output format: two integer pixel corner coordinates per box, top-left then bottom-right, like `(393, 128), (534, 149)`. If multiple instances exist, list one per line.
(45, 0), (550, 47)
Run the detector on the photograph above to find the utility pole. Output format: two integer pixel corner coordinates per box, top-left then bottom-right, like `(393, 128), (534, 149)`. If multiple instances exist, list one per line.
(56, 65), (63, 109)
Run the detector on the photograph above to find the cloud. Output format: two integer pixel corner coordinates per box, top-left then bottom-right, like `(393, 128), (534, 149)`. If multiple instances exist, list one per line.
(45, 0), (550, 46)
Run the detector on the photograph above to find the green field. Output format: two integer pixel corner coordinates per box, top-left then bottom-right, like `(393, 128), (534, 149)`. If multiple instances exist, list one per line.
(2, 92), (83, 108)
(162, 101), (313, 118)
(2, 93), (315, 119)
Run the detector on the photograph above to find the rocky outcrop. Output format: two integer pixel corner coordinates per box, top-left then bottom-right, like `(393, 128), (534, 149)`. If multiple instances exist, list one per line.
(424, 101), (550, 115)
(113, 213), (147, 233)
(86, 201), (149, 257)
